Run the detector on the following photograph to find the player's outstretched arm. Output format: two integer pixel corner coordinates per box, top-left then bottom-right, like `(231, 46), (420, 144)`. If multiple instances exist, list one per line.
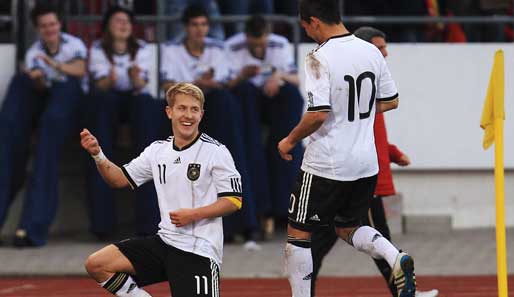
(169, 197), (241, 227)
(80, 128), (129, 189)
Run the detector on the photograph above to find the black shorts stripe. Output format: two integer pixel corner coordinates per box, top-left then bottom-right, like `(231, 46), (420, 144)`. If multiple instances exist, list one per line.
(297, 172), (313, 223)
(377, 93), (399, 102)
(122, 166), (138, 189)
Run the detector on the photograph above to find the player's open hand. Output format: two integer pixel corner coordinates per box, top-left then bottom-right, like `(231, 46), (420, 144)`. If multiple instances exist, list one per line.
(80, 128), (101, 156)
(170, 209), (197, 227)
(278, 137), (295, 161)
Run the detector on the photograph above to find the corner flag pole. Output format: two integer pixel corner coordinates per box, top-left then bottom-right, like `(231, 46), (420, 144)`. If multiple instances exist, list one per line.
(494, 116), (508, 297)
(481, 49), (508, 297)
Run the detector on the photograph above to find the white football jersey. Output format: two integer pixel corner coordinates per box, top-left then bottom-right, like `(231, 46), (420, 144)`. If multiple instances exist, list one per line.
(89, 39), (151, 93)
(25, 32), (87, 90)
(122, 133), (242, 265)
(225, 32), (296, 87)
(302, 33), (398, 181)
(160, 37), (230, 83)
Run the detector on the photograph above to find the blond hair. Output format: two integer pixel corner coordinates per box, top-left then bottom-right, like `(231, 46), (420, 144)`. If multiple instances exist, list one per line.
(165, 83), (205, 108)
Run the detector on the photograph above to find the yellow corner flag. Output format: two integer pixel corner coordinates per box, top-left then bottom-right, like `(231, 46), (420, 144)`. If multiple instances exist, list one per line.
(480, 50), (505, 149)
(480, 49), (508, 297)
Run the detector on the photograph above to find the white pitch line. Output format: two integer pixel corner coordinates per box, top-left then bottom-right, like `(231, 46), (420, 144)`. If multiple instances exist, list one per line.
(0, 284), (36, 294)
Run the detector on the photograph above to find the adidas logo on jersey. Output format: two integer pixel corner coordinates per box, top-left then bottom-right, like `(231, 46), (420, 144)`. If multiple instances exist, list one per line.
(174, 157), (181, 164)
(309, 214), (320, 221)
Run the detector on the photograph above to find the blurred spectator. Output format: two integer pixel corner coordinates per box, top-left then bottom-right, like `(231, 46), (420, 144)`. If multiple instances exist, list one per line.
(0, 3), (87, 247)
(226, 15), (303, 239)
(160, 4), (259, 244)
(165, 0), (224, 41)
(86, 6), (163, 240)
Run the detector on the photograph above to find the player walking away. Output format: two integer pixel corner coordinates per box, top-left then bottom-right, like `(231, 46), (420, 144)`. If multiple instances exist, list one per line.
(277, 1), (416, 297)
(83, 83), (242, 297)
(310, 26), (439, 297)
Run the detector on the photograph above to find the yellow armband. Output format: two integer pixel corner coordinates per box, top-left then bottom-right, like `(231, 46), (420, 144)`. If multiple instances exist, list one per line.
(224, 197), (242, 210)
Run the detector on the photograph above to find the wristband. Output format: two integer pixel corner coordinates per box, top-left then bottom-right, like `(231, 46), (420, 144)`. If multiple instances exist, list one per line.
(92, 150), (107, 163)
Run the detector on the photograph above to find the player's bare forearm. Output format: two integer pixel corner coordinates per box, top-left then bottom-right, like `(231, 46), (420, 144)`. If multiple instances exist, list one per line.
(376, 97), (399, 113)
(196, 198), (241, 219)
(170, 198), (241, 227)
(278, 111), (328, 160)
(287, 111), (328, 144)
(80, 128), (129, 189)
(96, 159), (130, 189)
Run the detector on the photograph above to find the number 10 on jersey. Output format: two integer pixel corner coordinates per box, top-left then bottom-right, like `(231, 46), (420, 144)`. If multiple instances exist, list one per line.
(344, 71), (376, 122)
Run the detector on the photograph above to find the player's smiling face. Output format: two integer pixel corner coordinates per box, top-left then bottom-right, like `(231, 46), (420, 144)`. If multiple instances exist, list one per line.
(166, 93), (204, 143)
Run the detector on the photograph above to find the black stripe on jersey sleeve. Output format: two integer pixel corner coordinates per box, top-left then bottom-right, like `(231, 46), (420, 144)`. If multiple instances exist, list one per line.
(121, 166), (138, 189)
(307, 105), (331, 112)
(376, 93), (399, 102)
(218, 192), (242, 198)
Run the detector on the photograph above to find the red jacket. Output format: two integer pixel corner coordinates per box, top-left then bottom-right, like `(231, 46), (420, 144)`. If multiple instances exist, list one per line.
(374, 113), (404, 196)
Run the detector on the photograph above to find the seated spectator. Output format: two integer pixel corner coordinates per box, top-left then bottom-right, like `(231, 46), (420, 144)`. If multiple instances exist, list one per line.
(160, 4), (259, 244)
(86, 6), (163, 240)
(165, 0), (224, 41)
(0, 3), (86, 247)
(226, 15), (304, 238)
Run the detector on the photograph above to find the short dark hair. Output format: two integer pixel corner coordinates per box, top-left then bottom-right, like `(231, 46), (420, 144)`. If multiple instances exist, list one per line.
(299, 0), (341, 25)
(354, 26), (386, 43)
(182, 4), (209, 24)
(244, 15), (270, 38)
(30, 3), (61, 26)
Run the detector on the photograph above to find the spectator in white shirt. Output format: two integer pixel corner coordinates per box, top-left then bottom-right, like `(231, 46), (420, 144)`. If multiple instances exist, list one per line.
(226, 15), (304, 238)
(0, 3), (86, 247)
(86, 6), (165, 241)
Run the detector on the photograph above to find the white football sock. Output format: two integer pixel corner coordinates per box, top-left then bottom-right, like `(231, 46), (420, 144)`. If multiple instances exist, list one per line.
(100, 273), (152, 297)
(351, 225), (399, 268)
(285, 242), (313, 297)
